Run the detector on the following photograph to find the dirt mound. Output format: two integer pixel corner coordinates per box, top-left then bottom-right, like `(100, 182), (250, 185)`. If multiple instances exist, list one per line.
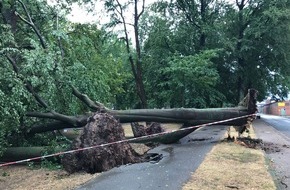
(131, 122), (164, 137)
(146, 122), (164, 135)
(235, 137), (263, 149)
(227, 137), (290, 154)
(61, 113), (143, 174)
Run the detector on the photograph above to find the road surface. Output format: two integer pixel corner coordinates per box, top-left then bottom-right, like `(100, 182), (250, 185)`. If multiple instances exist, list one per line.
(75, 125), (228, 190)
(254, 114), (290, 189)
(260, 114), (290, 140)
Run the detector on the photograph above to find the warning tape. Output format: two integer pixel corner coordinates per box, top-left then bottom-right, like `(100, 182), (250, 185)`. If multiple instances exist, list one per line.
(0, 113), (256, 167)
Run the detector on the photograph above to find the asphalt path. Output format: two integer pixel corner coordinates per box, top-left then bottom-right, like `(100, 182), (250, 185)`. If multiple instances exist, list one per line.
(254, 114), (290, 189)
(75, 125), (228, 190)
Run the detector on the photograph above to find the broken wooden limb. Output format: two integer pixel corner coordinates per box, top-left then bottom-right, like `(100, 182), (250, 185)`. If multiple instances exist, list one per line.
(26, 111), (90, 128)
(71, 86), (108, 112)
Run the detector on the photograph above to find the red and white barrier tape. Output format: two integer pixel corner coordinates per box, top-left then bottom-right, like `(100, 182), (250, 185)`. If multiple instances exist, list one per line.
(0, 114), (256, 167)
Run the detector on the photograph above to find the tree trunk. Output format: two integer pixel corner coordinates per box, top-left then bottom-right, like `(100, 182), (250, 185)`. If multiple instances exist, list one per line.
(27, 107), (250, 134)
(27, 89), (257, 134)
(110, 107), (249, 125)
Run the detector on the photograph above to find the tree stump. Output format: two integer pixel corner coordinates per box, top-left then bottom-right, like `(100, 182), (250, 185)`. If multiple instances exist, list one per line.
(61, 113), (142, 174)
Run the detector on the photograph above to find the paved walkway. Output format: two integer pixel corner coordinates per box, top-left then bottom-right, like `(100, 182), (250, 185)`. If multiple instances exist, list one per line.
(253, 119), (290, 189)
(75, 125), (228, 190)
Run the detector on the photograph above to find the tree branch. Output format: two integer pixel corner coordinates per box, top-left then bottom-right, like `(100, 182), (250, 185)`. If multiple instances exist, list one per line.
(26, 111), (89, 127)
(115, 0), (138, 79)
(137, 0), (145, 19)
(16, 0), (33, 23)
(28, 121), (71, 134)
(71, 86), (108, 112)
(15, 0), (47, 49)
(176, 0), (201, 29)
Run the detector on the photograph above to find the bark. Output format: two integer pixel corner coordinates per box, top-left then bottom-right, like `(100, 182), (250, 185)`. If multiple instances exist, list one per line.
(27, 107), (249, 134)
(111, 107), (249, 125)
(28, 121), (72, 134)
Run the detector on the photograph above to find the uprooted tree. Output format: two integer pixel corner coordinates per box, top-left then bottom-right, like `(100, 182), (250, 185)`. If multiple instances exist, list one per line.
(0, 87), (257, 164)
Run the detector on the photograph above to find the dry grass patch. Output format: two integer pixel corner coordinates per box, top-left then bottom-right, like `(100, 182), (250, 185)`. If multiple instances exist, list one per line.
(0, 165), (98, 190)
(182, 142), (275, 190)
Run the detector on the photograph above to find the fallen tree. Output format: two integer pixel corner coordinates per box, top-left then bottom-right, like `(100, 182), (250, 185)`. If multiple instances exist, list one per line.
(1, 3), (258, 163)
(0, 89), (257, 164)
(26, 88), (257, 134)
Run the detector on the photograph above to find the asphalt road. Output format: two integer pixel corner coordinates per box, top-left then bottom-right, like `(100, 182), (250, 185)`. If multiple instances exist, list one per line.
(254, 114), (290, 189)
(259, 114), (290, 140)
(75, 125), (228, 190)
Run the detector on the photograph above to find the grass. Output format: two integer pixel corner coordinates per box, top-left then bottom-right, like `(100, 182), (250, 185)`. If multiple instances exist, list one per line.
(182, 124), (276, 190)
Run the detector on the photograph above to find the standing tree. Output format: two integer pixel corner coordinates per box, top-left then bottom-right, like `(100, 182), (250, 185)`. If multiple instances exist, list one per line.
(104, 0), (148, 108)
(217, 0), (290, 102)
(140, 0), (226, 108)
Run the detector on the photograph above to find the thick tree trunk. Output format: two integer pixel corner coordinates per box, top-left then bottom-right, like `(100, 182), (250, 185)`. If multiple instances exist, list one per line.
(27, 89), (257, 134)
(27, 108), (249, 134)
(110, 107), (249, 125)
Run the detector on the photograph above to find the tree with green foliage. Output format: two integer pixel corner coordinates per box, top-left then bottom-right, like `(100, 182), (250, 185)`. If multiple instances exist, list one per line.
(216, 0), (290, 102)
(0, 0), (129, 155)
(140, 0), (225, 108)
(142, 0), (290, 106)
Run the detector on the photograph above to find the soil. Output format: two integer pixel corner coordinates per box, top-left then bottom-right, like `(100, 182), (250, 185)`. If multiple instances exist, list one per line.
(61, 113), (143, 174)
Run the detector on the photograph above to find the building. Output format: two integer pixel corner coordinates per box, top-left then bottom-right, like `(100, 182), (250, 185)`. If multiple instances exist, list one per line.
(259, 100), (290, 116)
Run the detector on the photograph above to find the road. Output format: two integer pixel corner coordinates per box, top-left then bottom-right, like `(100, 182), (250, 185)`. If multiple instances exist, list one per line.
(75, 125), (228, 190)
(254, 114), (290, 189)
(260, 114), (290, 140)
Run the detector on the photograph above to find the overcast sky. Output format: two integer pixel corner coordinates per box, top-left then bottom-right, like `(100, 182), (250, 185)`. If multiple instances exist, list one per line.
(47, 0), (157, 24)
(48, 0), (236, 24)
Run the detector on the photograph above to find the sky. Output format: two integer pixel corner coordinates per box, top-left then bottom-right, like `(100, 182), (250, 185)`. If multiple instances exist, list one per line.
(47, 0), (157, 24)
(50, 0), (236, 24)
